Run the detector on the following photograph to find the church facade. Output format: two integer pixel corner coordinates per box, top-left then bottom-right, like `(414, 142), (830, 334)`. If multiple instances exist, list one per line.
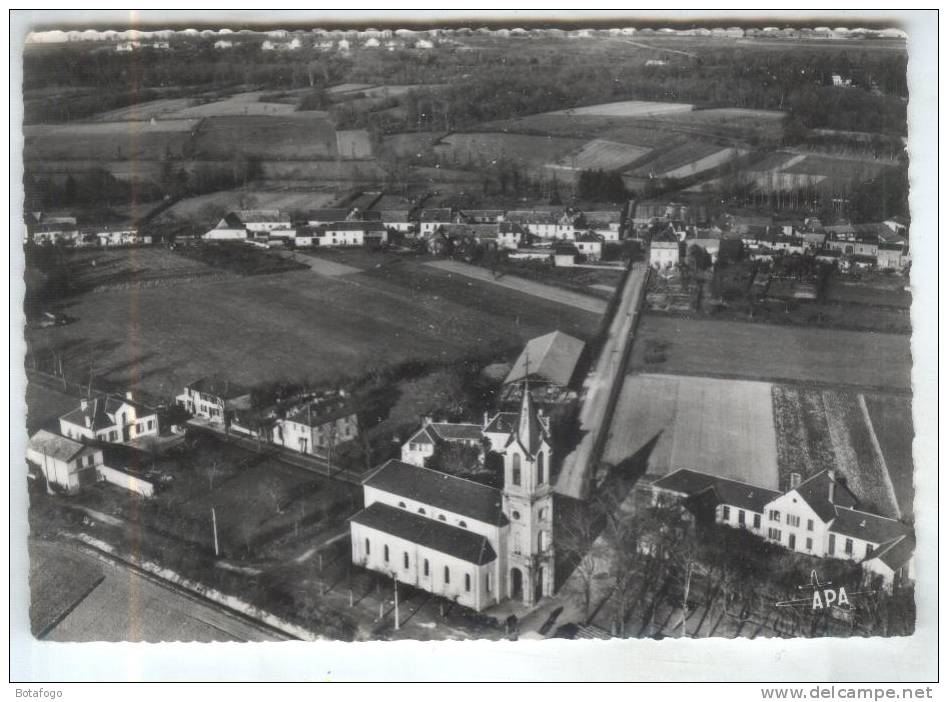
(348, 388), (555, 611)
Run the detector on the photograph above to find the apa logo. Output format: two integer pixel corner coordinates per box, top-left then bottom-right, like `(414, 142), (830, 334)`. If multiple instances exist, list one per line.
(810, 585), (850, 610)
(775, 570), (868, 612)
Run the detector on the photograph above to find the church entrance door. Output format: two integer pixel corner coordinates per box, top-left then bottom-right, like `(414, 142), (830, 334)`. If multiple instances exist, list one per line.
(535, 567), (544, 603)
(510, 567), (523, 600)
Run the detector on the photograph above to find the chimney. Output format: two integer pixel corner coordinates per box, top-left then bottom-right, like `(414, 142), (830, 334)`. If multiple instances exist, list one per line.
(80, 398), (88, 411)
(827, 469), (836, 504)
(84, 416), (91, 428)
(789, 472), (801, 490)
(483, 411), (489, 429)
(422, 416), (432, 426)
(126, 390), (134, 401)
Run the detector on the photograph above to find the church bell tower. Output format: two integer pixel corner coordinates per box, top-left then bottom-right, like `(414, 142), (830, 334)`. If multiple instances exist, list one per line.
(501, 379), (555, 607)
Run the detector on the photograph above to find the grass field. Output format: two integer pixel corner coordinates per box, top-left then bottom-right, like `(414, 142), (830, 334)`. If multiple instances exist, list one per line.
(554, 138), (651, 171)
(863, 393), (915, 518)
(164, 91), (299, 119)
(547, 100), (693, 117)
(771, 385), (902, 518)
(603, 373), (779, 488)
(158, 187), (343, 224)
(433, 132), (584, 168)
(379, 131), (445, 158)
(825, 274), (912, 309)
(192, 114), (338, 160)
(628, 141), (735, 177)
(65, 247), (229, 290)
(336, 129), (373, 159)
(24, 120), (199, 161)
(631, 315), (911, 392)
(93, 98), (196, 122)
(26, 381), (82, 433)
(27, 258), (600, 401)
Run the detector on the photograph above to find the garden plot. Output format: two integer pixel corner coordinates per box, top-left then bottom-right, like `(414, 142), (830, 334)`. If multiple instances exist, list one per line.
(771, 385), (901, 518)
(193, 114), (339, 160)
(552, 139), (652, 172)
(336, 129), (373, 159)
(603, 373), (779, 488)
(628, 141), (733, 178)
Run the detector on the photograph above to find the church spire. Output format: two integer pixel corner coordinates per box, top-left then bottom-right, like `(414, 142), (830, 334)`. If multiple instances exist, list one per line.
(516, 350), (543, 456)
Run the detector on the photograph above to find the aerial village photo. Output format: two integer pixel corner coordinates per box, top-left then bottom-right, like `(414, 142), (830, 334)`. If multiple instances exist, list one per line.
(19, 16), (920, 648)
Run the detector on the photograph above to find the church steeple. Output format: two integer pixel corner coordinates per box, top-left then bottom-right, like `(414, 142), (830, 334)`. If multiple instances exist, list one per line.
(515, 380), (543, 456)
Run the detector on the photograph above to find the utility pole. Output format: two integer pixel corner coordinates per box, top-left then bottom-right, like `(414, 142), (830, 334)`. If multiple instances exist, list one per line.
(211, 506), (220, 556)
(392, 571), (400, 631)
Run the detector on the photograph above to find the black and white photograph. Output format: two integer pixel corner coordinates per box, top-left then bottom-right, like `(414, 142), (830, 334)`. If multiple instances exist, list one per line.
(9, 9), (939, 684)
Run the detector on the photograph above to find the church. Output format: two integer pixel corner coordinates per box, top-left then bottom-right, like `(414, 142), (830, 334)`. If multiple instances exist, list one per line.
(348, 386), (556, 612)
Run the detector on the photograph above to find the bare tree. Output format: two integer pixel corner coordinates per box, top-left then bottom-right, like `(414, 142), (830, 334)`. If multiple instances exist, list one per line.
(559, 502), (606, 623)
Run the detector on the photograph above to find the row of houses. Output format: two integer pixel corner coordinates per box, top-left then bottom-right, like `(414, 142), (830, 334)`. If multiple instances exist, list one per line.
(644, 216), (910, 272)
(174, 377), (360, 459)
(24, 214), (150, 247)
(203, 206), (625, 250)
(651, 468), (915, 591)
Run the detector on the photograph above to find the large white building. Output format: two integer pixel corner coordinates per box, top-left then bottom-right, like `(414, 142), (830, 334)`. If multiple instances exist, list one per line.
(59, 393), (159, 444)
(27, 430), (103, 495)
(651, 468), (914, 590)
(350, 387), (555, 611)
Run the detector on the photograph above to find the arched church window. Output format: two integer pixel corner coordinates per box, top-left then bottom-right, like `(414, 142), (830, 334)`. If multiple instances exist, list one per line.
(512, 510), (520, 520)
(537, 452), (545, 485)
(512, 454), (521, 486)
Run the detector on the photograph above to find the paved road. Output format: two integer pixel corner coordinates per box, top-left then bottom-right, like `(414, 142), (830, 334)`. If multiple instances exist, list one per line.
(425, 260), (608, 315)
(555, 263), (649, 499)
(35, 540), (287, 643)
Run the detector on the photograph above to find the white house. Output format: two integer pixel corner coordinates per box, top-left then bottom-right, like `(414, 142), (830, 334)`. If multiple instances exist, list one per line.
(59, 393), (159, 444)
(652, 469), (913, 580)
(574, 231), (604, 261)
(176, 377), (252, 424)
(238, 210), (293, 235)
(649, 223), (680, 268)
(205, 213), (248, 240)
(862, 534), (916, 591)
(274, 395), (359, 456)
(417, 208), (453, 235)
(351, 386), (556, 611)
(27, 430), (103, 495)
(400, 419), (484, 467)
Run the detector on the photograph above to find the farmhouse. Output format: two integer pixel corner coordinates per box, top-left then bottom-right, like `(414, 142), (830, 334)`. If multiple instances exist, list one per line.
(238, 210), (293, 235)
(83, 224), (144, 247)
(205, 213), (249, 240)
(457, 209), (505, 225)
(314, 220), (386, 247)
(651, 469), (914, 589)
(400, 418), (484, 467)
(862, 534), (916, 592)
(24, 214), (79, 245)
(373, 209), (413, 232)
(417, 208), (454, 235)
(350, 387), (556, 611)
(506, 210), (577, 240)
(27, 429), (103, 495)
(176, 377), (252, 425)
(877, 240), (908, 270)
(59, 393), (158, 444)
(552, 244), (579, 267)
(574, 231), (604, 261)
(274, 394), (359, 456)
(649, 223), (681, 269)
(580, 210), (623, 241)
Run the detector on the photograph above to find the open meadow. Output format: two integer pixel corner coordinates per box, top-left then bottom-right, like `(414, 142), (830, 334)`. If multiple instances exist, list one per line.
(26, 254), (601, 402)
(192, 114), (339, 160)
(603, 373), (779, 488)
(24, 119), (199, 161)
(631, 314), (911, 392)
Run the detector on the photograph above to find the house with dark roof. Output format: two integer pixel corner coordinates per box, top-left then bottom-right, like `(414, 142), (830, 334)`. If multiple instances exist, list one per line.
(350, 385), (557, 611)
(503, 330), (585, 389)
(649, 222), (681, 269)
(27, 429), (103, 495)
(306, 208), (355, 226)
(417, 208), (454, 235)
(204, 213), (249, 241)
(862, 534), (916, 591)
(574, 231), (604, 261)
(175, 377), (252, 425)
(400, 419), (484, 467)
(274, 394), (359, 456)
(313, 220), (387, 247)
(59, 392), (159, 444)
(652, 468), (914, 582)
